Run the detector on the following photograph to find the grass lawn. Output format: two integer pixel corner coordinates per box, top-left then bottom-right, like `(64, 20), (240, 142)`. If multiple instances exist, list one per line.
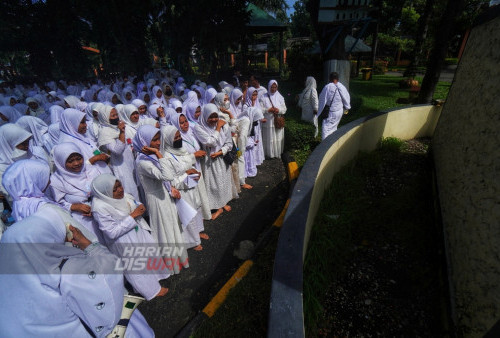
(193, 74), (451, 337)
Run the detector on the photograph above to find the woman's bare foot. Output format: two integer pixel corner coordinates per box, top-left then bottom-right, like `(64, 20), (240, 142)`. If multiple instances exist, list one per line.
(156, 287), (169, 297)
(223, 205), (231, 212)
(211, 208), (223, 220)
(200, 233), (209, 240)
(193, 244), (203, 251)
(241, 183), (253, 190)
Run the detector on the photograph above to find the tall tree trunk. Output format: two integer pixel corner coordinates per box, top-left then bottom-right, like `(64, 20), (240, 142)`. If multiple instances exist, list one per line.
(370, 21), (379, 69)
(416, 0), (465, 104)
(404, 0), (435, 78)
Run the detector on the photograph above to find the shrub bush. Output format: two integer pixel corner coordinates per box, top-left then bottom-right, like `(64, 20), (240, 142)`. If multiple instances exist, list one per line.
(268, 57), (279, 72)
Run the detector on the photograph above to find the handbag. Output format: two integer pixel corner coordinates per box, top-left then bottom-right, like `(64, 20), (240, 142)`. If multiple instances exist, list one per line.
(267, 94), (285, 129)
(223, 139), (238, 166)
(318, 87), (337, 119)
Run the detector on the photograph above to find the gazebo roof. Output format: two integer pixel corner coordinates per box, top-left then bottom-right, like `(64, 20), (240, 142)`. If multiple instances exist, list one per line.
(246, 3), (288, 33)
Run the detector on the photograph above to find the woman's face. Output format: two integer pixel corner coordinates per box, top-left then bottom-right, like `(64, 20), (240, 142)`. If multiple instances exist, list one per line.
(16, 137), (31, 151)
(138, 105), (147, 115)
(130, 111), (140, 123)
(125, 92), (132, 101)
(235, 96), (242, 105)
(224, 94), (229, 104)
(179, 115), (189, 132)
(207, 112), (219, 126)
(156, 90), (162, 98)
(9, 98), (17, 106)
(109, 109), (118, 121)
(194, 107), (201, 120)
(251, 91), (258, 103)
(78, 116), (87, 134)
(112, 180), (124, 199)
(28, 102), (38, 110)
(174, 131), (181, 142)
(111, 94), (119, 105)
(150, 132), (161, 149)
(194, 90), (201, 99)
(92, 110), (98, 119)
(175, 107), (182, 114)
(144, 94), (150, 103)
(270, 83), (278, 94)
(65, 153), (84, 173)
(0, 113), (8, 122)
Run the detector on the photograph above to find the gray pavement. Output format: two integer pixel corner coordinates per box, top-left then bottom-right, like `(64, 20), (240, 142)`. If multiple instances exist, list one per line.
(138, 158), (288, 337)
(386, 65), (457, 83)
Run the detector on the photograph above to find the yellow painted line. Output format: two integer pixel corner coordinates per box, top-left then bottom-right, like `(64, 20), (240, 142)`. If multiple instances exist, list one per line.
(202, 260), (254, 318)
(287, 161), (299, 182)
(273, 199), (290, 228)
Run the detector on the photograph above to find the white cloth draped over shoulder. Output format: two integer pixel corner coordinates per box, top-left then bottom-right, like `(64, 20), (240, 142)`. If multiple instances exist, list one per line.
(91, 173), (170, 301)
(133, 124), (189, 274)
(260, 79), (287, 158)
(243, 87), (264, 165)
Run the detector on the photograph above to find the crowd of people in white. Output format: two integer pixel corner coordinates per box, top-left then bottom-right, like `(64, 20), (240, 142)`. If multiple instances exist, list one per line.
(0, 68), (288, 337)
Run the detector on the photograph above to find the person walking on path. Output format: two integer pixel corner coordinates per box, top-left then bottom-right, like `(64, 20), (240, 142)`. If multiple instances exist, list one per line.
(317, 72), (351, 140)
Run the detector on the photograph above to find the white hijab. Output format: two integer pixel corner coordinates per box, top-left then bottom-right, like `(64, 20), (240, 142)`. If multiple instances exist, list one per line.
(16, 116), (48, 148)
(0, 105), (22, 124)
(97, 105), (120, 147)
(2, 159), (53, 221)
(0, 123), (32, 169)
(91, 173), (132, 214)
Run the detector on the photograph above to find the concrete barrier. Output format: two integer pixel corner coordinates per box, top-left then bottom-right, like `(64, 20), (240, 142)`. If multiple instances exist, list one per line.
(268, 104), (442, 337)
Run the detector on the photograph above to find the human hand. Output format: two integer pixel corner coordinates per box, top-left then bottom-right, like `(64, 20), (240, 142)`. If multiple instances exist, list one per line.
(261, 118), (267, 123)
(210, 151), (222, 159)
(71, 203), (92, 216)
(67, 225), (92, 250)
(142, 146), (159, 156)
(157, 106), (165, 118)
(118, 121), (126, 132)
(186, 168), (199, 176)
(130, 204), (146, 218)
(216, 119), (226, 129)
(194, 150), (206, 158)
(170, 187), (181, 199)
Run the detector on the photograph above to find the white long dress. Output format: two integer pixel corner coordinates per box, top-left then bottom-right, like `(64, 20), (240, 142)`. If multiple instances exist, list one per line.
(91, 175), (170, 301)
(243, 87), (265, 165)
(260, 80), (287, 159)
(160, 125), (202, 247)
(298, 76), (319, 123)
(317, 81), (351, 140)
(194, 104), (237, 210)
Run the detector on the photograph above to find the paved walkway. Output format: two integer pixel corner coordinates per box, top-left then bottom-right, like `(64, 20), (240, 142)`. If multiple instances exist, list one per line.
(138, 158), (288, 337)
(386, 66), (457, 83)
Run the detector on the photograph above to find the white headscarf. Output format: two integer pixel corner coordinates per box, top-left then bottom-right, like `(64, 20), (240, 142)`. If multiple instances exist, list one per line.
(0, 123), (32, 169)
(184, 102), (200, 124)
(204, 88), (217, 105)
(91, 173), (131, 214)
(266, 79), (285, 107)
(0, 105), (22, 124)
(150, 86), (166, 107)
(132, 124), (160, 164)
(244, 86), (261, 109)
(300, 76), (317, 102)
(2, 159), (52, 221)
(97, 105), (120, 147)
(131, 99), (146, 109)
(194, 103), (230, 152)
(16, 116), (48, 148)
(160, 124), (189, 157)
(171, 113), (200, 153)
(229, 88), (243, 118)
(59, 108), (86, 139)
(63, 95), (81, 109)
(49, 105), (64, 124)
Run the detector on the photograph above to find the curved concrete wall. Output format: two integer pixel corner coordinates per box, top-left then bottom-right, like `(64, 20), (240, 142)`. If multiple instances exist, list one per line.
(268, 104), (442, 337)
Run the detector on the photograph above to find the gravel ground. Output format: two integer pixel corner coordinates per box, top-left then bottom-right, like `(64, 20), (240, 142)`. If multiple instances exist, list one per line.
(316, 139), (449, 337)
(138, 158), (288, 337)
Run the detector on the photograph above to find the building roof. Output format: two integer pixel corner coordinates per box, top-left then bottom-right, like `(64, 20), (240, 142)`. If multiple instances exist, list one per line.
(246, 3), (288, 33)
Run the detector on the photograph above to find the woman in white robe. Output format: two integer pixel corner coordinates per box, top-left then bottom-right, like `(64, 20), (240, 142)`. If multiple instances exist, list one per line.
(229, 88), (252, 189)
(160, 125), (205, 250)
(85, 102), (102, 143)
(133, 125), (189, 274)
(16, 115), (52, 154)
(150, 85), (167, 107)
(170, 113), (211, 221)
(298, 76), (319, 123)
(97, 105), (140, 201)
(58, 108), (112, 175)
(0, 207), (154, 338)
(49, 142), (104, 243)
(193, 104), (236, 220)
(260, 79), (287, 158)
(120, 104), (158, 142)
(91, 174), (170, 300)
(131, 98), (149, 120)
(244, 107), (265, 178)
(242, 87), (265, 165)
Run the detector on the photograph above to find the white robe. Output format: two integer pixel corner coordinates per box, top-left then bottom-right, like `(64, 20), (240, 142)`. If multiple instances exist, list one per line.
(260, 92), (287, 158)
(135, 158), (189, 274)
(317, 82), (351, 140)
(92, 194), (170, 301)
